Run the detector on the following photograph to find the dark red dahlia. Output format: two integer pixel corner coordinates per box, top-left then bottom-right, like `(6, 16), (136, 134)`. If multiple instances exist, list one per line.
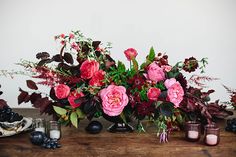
(136, 101), (155, 116)
(128, 75), (145, 90)
(183, 57), (198, 73)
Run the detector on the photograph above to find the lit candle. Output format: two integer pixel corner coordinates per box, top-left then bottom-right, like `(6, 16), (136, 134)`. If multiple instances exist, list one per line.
(206, 134), (217, 145)
(50, 130), (60, 139)
(35, 127), (45, 133)
(188, 130), (199, 139)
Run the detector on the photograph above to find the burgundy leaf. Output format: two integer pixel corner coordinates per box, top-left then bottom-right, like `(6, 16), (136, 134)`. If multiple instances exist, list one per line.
(33, 97), (52, 114)
(37, 59), (52, 67)
(24, 95), (31, 103)
(26, 80), (38, 90)
(63, 52), (74, 64)
(81, 44), (89, 54)
(36, 52), (50, 60)
(92, 41), (101, 50)
(49, 87), (57, 100)
(52, 54), (63, 62)
(0, 99), (8, 109)
(18, 89), (29, 105)
(30, 92), (42, 104)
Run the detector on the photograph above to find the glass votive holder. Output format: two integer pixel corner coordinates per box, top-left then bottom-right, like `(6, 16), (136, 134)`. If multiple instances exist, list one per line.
(48, 121), (61, 140)
(204, 124), (220, 146)
(185, 121), (201, 142)
(34, 118), (46, 133)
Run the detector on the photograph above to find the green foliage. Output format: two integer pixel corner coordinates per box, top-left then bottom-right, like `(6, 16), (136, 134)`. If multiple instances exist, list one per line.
(53, 106), (67, 115)
(131, 58), (139, 73)
(140, 88), (148, 101)
(148, 47), (156, 61)
(76, 108), (85, 119)
(70, 112), (78, 128)
(108, 62), (128, 86)
(199, 57), (208, 73)
(155, 82), (166, 90)
(120, 112), (127, 124)
(117, 61), (126, 72)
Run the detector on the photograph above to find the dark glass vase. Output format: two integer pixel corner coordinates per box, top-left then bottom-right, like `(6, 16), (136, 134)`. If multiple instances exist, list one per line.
(102, 113), (134, 133)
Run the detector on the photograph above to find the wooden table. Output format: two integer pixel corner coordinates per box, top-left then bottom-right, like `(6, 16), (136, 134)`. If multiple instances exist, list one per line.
(0, 109), (235, 157)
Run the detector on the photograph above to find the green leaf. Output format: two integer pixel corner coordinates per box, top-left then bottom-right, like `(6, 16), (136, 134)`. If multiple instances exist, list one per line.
(159, 102), (174, 117)
(76, 108), (85, 119)
(70, 112), (78, 128)
(53, 106), (67, 115)
(140, 89), (148, 101)
(131, 58), (139, 73)
(117, 61), (126, 72)
(167, 71), (180, 78)
(120, 112), (127, 124)
(148, 47), (155, 61)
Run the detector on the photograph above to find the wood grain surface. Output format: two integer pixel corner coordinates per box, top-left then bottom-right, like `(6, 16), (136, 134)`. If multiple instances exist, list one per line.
(0, 109), (235, 157)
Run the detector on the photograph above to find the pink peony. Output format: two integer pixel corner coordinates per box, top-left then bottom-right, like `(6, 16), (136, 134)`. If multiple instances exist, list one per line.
(164, 78), (184, 108)
(164, 78), (177, 88)
(100, 85), (129, 116)
(89, 70), (106, 87)
(68, 90), (84, 108)
(147, 62), (165, 82)
(80, 60), (99, 79)
(54, 84), (70, 99)
(147, 87), (161, 101)
(124, 48), (138, 61)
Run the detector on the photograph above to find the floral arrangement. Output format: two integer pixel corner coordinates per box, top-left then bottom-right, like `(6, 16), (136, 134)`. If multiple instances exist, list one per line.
(15, 30), (233, 142)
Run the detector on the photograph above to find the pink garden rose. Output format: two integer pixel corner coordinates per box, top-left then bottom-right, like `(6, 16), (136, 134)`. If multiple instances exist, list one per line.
(164, 78), (184, 108)
(54, 84), (70, 99)
(147, 87), (161, 101)
(68, 90), (85, 108)
(124, 48), (138, 61)
(89, 70), (106, 87)
(80, 60), (99, 79)
(100, 85), (129, 116)
(147, 62), (165, 82)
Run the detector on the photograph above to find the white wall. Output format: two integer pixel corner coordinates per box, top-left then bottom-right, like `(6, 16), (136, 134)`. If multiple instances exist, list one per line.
(0, 0), (235, 108)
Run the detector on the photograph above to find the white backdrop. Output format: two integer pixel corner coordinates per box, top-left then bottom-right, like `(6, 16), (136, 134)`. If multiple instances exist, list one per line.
(0, 0), (235, 108)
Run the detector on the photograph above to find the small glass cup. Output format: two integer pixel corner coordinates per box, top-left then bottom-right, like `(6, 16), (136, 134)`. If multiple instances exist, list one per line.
(48, 121), (61, 140)
(34, 118), (46, 133)
(185, 121), (201, 142)
(204, 124), (220, 146)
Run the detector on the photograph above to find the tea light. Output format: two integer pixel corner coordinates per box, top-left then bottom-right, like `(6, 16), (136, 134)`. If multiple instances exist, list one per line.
(34, 118), (46, 133)
(35, 127), (45, 133)
(188, 130), (199, 139)
(204, 123), (220, 146)
(185, 121), (201, 142)
(50, 130), (61, 139)
(206, 134), (218, 145)
(48, 121), (61, 140)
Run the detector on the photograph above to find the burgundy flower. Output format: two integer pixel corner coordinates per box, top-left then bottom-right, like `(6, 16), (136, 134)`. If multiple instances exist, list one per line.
(183, 57), (199, 73)
(136, 101), (154, 116)
(128, 75), (145, 90)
